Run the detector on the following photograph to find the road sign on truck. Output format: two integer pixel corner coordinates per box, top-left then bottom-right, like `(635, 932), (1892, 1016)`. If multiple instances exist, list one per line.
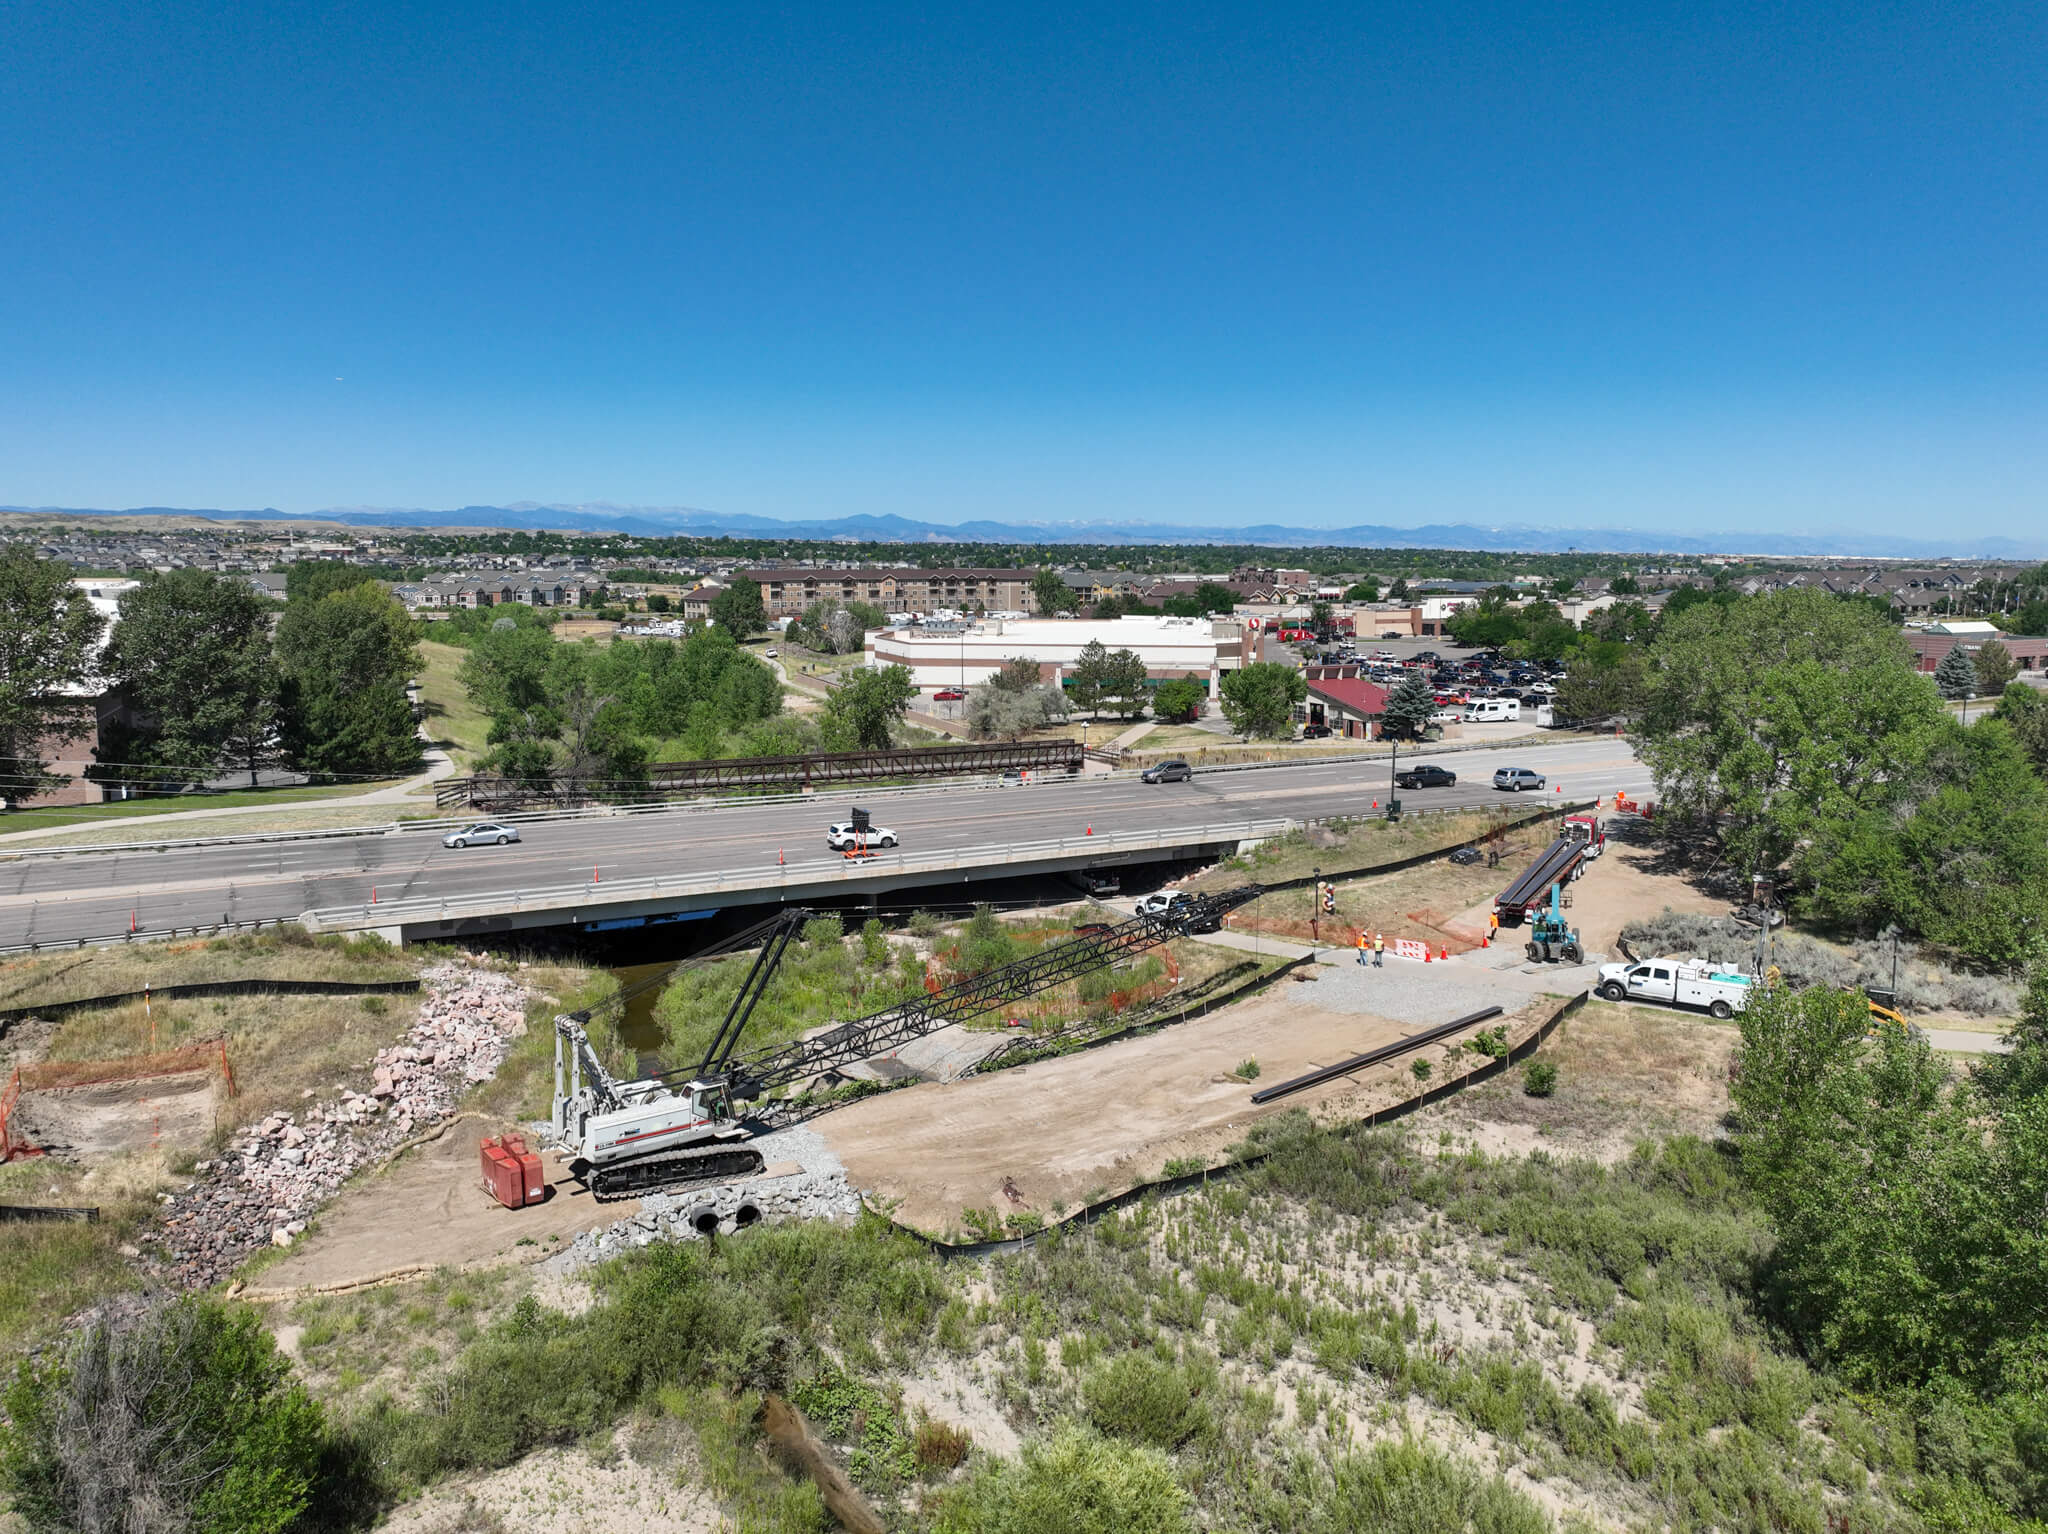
(1596, 957), (1753, 1019)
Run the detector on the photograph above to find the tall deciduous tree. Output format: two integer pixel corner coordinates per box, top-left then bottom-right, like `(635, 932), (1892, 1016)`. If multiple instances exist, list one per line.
(965, 657), (1065, 739)
(283, 560), (367, 605)
(0, 549), (106, 804)
(1031, 568), (1077, 615)
(1216, 662), (1306, 739)
(709, 578), (766, 638)
(1804, 718), (2048, 966)
(1551, 645), (1646, 724)
(1996, 681), (2048, 774)
(275, 584), (422, 777)
(1152, 676), (1206, 722)
(1731, 982), (2048, 1395)
(1630, 590), (1944, 878)
(821, 664), (916, 750)
(103, 569), (280, 786)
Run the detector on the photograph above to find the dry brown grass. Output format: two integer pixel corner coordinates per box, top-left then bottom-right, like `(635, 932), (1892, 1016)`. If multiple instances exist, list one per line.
(0, 929), (417, 1014)
(1412, 999), (1738, 1162)
(1187, 812), (1552, 946)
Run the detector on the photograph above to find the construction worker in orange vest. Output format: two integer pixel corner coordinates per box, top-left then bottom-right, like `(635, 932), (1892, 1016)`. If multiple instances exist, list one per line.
(1373, 931), (1384, 967)
(1356, 929), (1369, 966)
(1487, 910), (1499, 946)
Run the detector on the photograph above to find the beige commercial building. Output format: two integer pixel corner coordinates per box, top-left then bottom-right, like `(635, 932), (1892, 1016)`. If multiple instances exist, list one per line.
(864, 615), (1254, 697)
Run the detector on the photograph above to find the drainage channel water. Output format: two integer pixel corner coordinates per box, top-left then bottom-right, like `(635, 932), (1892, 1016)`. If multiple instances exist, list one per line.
(488, 866), (1174, 1073)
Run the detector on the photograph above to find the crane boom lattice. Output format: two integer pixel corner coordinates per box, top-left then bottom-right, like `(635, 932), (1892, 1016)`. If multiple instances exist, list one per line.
(723, 885), (1262, 1100)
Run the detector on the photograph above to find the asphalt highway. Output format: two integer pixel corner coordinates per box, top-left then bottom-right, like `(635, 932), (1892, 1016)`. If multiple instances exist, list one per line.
(0, 737), (1654, 948)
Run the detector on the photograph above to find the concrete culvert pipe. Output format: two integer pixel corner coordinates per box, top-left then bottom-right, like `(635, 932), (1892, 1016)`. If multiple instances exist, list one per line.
(687, 1204), (720, 1236)
(734, 1202), (763, 1229)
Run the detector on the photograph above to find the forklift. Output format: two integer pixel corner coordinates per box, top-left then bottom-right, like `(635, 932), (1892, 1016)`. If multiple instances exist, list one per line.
(1524, 882), (1584, 965)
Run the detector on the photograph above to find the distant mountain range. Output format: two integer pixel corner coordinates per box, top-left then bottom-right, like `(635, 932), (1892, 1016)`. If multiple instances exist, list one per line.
(5, 501), (2041, 560)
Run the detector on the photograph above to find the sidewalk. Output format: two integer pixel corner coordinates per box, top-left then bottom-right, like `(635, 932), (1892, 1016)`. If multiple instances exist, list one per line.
(0, 739), (458, 846)
(1107, 719), (1158, 751)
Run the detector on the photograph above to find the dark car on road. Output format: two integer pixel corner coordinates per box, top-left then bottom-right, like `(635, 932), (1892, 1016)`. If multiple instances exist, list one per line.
(1141, 760), (1193, 784)
(1394, 764), (1457, 789)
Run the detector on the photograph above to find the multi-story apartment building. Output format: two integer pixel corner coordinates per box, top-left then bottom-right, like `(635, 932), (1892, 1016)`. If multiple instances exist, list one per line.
(739, 567), (1039, 618)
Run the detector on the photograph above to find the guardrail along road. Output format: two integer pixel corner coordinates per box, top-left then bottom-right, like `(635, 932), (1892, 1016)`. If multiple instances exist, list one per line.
(0, 738), (1653, 949)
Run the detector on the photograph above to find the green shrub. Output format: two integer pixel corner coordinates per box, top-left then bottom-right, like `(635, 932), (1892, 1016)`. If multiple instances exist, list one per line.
(860, 917), (890, 968)
(1235, 1058), (1260, 1080)
(908, 909), (943, 938)
(1411, 1058), (1432, 1083)
(1523, 1061), (1558, 1097)
(961, 905), (1019, 976)
(933, 1424), (1190, 1534)
(1081, 1351), (1210, 1448)
(0, 1297), (327, 1534)
(1315, 1439), (1551, 1533)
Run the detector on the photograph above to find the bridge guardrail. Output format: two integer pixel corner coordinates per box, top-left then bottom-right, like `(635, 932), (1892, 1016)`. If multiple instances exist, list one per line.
(298, 816), (1301, 933)
(1, 731), (1616, 863)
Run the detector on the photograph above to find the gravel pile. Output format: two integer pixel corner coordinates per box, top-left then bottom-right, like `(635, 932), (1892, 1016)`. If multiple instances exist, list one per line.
(144, 959), (530, 1289)
(545, 1120), (862, 1272)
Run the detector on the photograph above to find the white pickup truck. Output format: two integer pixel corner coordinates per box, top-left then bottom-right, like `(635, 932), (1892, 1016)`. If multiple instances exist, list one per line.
(1596, 957), (1753, 1019)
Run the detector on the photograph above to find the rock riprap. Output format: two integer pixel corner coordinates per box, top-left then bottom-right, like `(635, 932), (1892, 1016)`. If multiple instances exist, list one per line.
(548, 1168), (863, 1272)
(144, 959), (530, 1288)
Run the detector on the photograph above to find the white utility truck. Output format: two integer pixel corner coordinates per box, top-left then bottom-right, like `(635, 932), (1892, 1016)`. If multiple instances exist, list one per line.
(1596, 957), (1753, 1019)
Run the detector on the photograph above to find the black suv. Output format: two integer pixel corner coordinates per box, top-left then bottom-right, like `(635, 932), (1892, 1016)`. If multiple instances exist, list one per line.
(1394, 764), (1457, 788)
(1141, 760), (1192, 784)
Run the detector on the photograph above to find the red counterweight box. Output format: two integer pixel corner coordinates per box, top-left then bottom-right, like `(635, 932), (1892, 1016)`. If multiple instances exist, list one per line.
(502, 1134), (545, 1206)
(480, 1135), (525, 1209)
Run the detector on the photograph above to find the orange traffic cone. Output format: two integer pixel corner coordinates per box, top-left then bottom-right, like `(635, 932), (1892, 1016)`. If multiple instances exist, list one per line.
(1085, 824), (1093, 836)
(1372, 798), (1379, 809)
(1423, 945), (1432, 963)
(1440, 944), (1451, 961)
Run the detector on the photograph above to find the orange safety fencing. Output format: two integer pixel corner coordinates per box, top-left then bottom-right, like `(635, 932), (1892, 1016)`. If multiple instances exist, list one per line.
(15, 1037), (237, 1096)
(0, 1067), (35, 1162)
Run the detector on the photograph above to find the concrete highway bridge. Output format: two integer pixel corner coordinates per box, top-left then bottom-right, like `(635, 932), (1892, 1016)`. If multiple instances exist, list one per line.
(0, 739), (1653, 951)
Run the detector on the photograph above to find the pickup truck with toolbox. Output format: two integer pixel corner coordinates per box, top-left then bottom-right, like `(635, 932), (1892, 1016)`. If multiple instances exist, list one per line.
(1596, 957), (1753, 1019)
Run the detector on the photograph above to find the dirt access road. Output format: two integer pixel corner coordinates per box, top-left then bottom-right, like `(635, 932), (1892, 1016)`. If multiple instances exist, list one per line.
(819, 982), (1559, 1236)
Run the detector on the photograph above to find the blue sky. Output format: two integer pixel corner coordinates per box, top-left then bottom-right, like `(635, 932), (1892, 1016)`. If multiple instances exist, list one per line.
(2, 1), (2042, 537)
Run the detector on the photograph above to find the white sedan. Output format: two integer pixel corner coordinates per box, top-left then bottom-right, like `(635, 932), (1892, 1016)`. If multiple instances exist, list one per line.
(443, 821), (520, 849)
(827, 821), (898, 850)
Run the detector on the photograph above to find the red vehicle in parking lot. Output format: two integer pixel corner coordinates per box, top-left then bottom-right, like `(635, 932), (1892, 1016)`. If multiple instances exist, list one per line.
(933, 688), (966, 701)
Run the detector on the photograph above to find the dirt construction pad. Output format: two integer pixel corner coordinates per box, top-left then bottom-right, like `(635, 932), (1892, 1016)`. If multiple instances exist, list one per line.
(15, 1071), (221, 1158)
(818, 983), (1562, 1236)
(251, 1117), (640, 1294)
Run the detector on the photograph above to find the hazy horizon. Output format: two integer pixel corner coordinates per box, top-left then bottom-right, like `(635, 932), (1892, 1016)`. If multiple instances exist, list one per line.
(4, 3), (2042, 538)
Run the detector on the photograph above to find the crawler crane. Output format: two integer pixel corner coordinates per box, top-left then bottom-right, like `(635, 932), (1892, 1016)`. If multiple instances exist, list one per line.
(551, 887), (1263, 1199)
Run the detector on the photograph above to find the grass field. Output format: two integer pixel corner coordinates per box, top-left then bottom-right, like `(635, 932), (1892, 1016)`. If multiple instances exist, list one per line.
(415, 638), (492, 769)
(0, 776), (408, 838)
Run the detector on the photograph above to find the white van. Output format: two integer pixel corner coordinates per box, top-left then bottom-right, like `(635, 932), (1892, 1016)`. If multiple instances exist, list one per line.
(1462, 697), (1521, 723)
